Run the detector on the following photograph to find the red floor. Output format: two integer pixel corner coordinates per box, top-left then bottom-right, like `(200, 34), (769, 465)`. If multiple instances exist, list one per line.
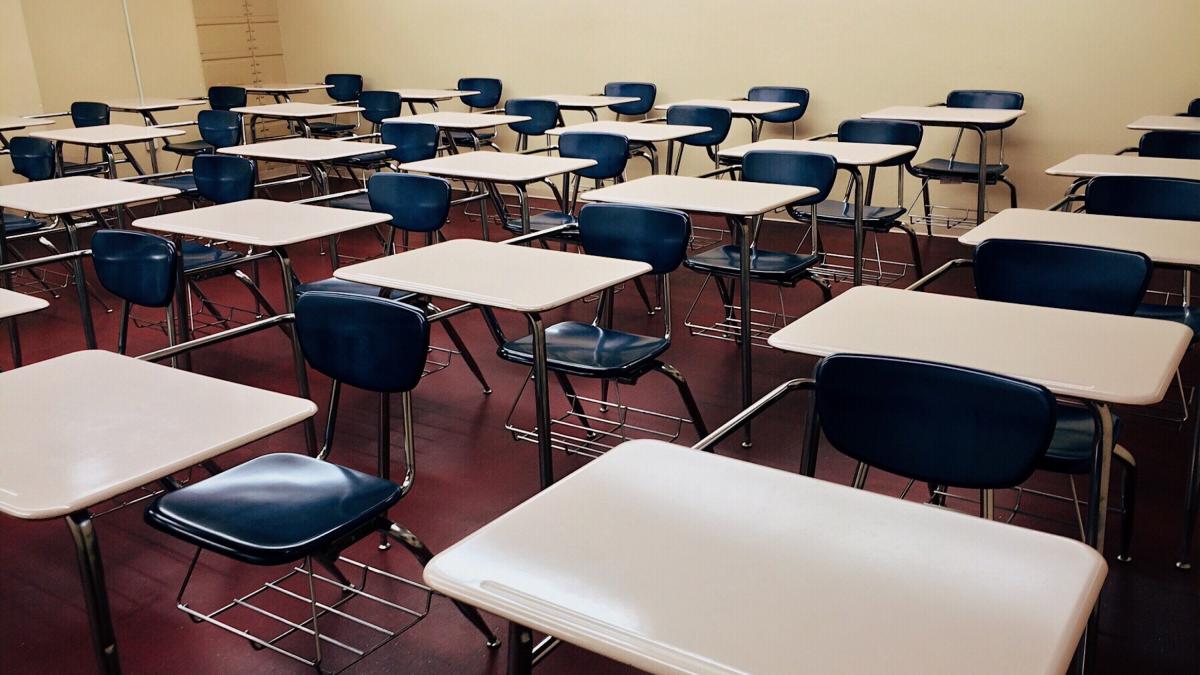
(0, 188), (1197, 674)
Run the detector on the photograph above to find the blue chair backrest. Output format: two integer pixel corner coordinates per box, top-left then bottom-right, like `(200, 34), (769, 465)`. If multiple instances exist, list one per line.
(207, 86), (247, 111)
(604, 82), (656, 116)
(578, 203), (690, 275)
(324, 73), (363, 102)
(71, 101), (109, 128)
(747, 86), (809, 123)
(741, 150), (837, 205)
(458, 77), (502, 109)
(974, 239), (1152, 315)
(666, 105), (732, 147)
(90, 230), (178, 308)
(559, 132), (629, 180)
(815, 354), (1056, 489)
(359, 91), (401, 125)
(505, 99), (560, 136)
(1186, 98), (1200, 116)
(947, 90), (1024, 110)
(1085, 175), (1200, 221)
(8, 137), (55, 182)
(380, 122), (439, 163)
(1138, 131), (1200, 160)
(193, 154), (255, 204)
(296, 291), (430, 393)
(367, 172), (451, 233)
(197, 110), (242, 148)
(836, 119), (923, 166)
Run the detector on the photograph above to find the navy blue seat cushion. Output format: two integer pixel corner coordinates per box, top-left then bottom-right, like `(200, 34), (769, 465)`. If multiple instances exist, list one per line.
(61, 160), (108, 176)
(308, 121), (357, 136)
(151, 174), (199, 194)
(912, 158), (1009, 179)
(1040, 405), (1122, 474)
(1135, 303), (1200, 343)
(800, 200), (907, 229)
(294, 277), (416, 302)
(335, 151), (389, 167)
(500, 321), (669, 378)
(145, 453), (402, 566)
(502, 211), (578, 237)
(164, 139), (215, 156)
(449, 130), (496, 146)
(1, 212), (49, 235)
(182, 241), (241, 272)
(329, 192), (374, 212)
(684, 246), (820, 284)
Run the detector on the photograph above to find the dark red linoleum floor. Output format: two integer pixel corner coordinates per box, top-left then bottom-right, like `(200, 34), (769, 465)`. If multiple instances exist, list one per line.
(0, 186), (1197, 674)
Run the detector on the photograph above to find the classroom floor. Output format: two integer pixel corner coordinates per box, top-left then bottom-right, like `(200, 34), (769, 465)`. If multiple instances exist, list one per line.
(1, 186), (1197, 674)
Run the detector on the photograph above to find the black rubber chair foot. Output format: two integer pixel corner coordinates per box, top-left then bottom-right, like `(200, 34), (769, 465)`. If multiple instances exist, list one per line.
(378, 541), (391, 551)
(1176, 561), (1192, 571)
(486, 638), (502, 649)
(483, 388), (493, 395)
(741, 440), (753, 448)
(1116, 554), (1132, 563)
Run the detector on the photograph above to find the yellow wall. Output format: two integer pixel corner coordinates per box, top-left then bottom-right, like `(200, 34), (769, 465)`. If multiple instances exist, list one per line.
(277, 0), (1200, 208)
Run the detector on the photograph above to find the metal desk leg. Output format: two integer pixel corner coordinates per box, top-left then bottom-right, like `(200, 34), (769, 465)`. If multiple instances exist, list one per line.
(1085, 402), (1116, 550)
(848, 167), (865, 286)
(274, 247), (319, 456)
(61, 214), (97, 349)
(738, 216), (758, 447)
(0, 218), (19, 366)
(528, 312), (554, 489)
(1177, 391), (1200, 569)
(507, 623), (533, 675)
(139, 111), (160, 174)
(516, 184), (532, 236)
(665, 140), (675, 176)
(972, 126), (988, 225)
(66, 510), (122, 675)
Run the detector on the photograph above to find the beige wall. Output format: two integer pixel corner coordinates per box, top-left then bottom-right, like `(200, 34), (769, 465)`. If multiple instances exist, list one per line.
(278, 0), (1200, 208)
(0, 0), (43, 183)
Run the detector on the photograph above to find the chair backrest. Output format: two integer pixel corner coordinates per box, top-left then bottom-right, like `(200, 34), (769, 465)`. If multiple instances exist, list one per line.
(814, 353), (1056, 489)
(324, 73), (363, 102)
(71, 101), (110, 128)
(1138, 131), (1200, 160)
(559, 132), (629, 180)
(359, 90), (402, 125)
(741, 150), (837, 205)
(380, 122), (439, 163)
(578, 203), (690, 275)
(295, 291), (430, 393)
(946, 90), (1024, 110)
(505, 99), (560, 136)
(666, 105), (732, 147)
(836, 119), (923, 166)
(90, 230), (178, 308)
(604, 82), (656, 116)
(207, 86), (247, 111)
(747, 86), (809, 123)
(1084, 175), (1200, 221)
(1186, 98), (1200, 117)
(196, 110), (242, 148)
(192, 154), (256, 204)
(974, 239), (1152, 315)
(458, 77), (502, 109)
(8, 137), (56, 182)
(367, 172), (451, 233)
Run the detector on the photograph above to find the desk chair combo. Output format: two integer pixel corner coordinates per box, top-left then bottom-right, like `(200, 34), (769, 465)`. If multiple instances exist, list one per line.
(493, 203), (709, 458)
(160, 110), (244, 169)
(910, 89), (1024, 233)
(1132, 130), (1200, 160)
(665, 104), (733, 175)
(309, 73), (364, 138)
(505, 98), (560, 152)
(684, 150), (834, 347)
(450, 77), (503, 151)
(746, 85), (810, 138)
(604, 81), (656, 120)
(144, 291), (500, 673)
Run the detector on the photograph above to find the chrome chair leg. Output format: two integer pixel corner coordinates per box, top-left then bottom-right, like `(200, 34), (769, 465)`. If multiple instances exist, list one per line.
(440, 319), (491, 395)
(851, 462), (870, 489)
(554, 372), (597, 438)
(655, 362), (709, 438)
(1114, 446), (1137, 562)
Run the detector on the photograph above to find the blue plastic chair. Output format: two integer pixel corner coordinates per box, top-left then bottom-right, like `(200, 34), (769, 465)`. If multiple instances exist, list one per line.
(911, 90), (1024, 224)
(747, 86), (809, 137)
(972, 237), (1149, 558)
(1084, 175), (1200, 342)
(70, 101), (110, 128)
(90, 230), (179, 354)
(604, 82), (656, 119)
(359, 90), (402, 131)
(496, 203), (709, 450)
(164, 110), (243, 159)
(2, 138), (83, 277)
(813, 353), (1056, 518)
(309, 73), (363, 137)
(504, 99), (561, 151)
(207, 86), (247, 112)
(665, 105), (732, 174)
(1188, 98), (1200, 116)
(301, 173), (492, 393)
(1138, 131), (1200, 160)
(143, 291), (499, 668)
(500, 131), (629, 239)
(683, 150), (834, 339)
(451, 77), (503, 150)
(791, 119), (925, 277)
(334, 120), (441, 177)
